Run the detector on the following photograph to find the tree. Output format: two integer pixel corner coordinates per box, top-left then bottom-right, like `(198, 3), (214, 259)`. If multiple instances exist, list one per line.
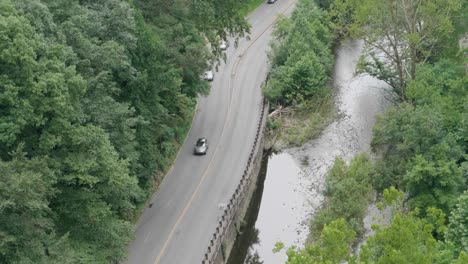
(312, 155), (375, 237)
(51, 125), (142, 262)
(351, 0), (462, 100)
(446, 191), (468, 254)
(357, 210), (445, 264)
(0, 0), (85, 159)
(264, 0), (333, 106)
(283, 192), (467, 264)
(190, 0), (250, 51)
(0, 146), (75, 264)
(372, 105), (465, 211)
(1, 1), (141, 261)
(371, 59), (466, 213)
(283, 219), (355, 264)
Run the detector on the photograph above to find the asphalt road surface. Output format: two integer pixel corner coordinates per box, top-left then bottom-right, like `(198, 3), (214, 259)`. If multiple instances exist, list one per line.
(124, 1), (297, 263)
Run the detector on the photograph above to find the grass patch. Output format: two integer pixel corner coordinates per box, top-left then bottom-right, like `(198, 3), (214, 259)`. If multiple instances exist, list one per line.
(240, 0), (266, 17)
(265, 91), (335, 150)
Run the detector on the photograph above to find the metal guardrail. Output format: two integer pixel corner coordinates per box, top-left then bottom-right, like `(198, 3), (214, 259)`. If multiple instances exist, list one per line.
(201, 99), (268, 264)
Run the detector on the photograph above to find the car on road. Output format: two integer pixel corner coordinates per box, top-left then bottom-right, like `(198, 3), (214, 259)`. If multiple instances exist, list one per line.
(203, 70), (214, 81)
(220, 41), (228, 50)
(267, 0), (276, 4)
(194, 138), (209, 155)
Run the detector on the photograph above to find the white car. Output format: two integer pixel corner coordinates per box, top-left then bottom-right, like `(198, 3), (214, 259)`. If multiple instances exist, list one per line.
(194, 138), (209, 155)
(220, 41), (228, 50)
(203, 70), (214, 81)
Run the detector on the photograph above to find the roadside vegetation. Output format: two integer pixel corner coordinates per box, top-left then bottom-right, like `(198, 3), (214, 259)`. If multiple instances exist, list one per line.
(277, 0), (467, 263)
(0, 0), (250, 263)
(264, 0), (336, 149)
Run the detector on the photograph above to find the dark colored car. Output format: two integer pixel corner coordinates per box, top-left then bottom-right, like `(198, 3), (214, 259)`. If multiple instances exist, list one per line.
(267, 0), (276, 4)
(194, 138), (209, 155)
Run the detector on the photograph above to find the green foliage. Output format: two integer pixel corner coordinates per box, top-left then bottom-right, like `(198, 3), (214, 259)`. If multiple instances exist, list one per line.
(358, 212), (441, 264)
(311, 155), (375, 238)
(358, 7), (467, 258)
(135, 0), (250, 62)
(264, 0), (336, 150)
(446, 191), (468, 254)
(287, 201), (466, 264)
(426, 207), (449, 238)
(264, 0), (334, 106)
(373, 105), (466, 212)
(454, 252), (468, 264)
(371, 59), (466, 215)
(405, 155), (463, 214)
(239, 0), (265, 17)
(407, 60), (467, 115)
(267, 119), (281, 130)
(285, 219), (355, 264)
(352, 206), (467, 264)
(0, 146), (75, 263)
(314, 0), (335, 9)
(291, 2), (467, 262)
(273, 241), (285, 253)
(327, 0), (358, 39)
(350, 0), (462, 100)
(0, 1), (84, 157)
(381, 186), (405, 207)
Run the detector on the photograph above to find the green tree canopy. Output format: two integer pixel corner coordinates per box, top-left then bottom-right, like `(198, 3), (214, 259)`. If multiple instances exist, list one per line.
(351, 0), (462, 100)
(284, 218), (355, 264)
(264, 0), (333, 106)
(446, 191), (468, 254)
(0, 147), (75, 264)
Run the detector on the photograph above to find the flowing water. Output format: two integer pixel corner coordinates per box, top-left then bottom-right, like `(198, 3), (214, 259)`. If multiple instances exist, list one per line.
(227, 39), (392, 264)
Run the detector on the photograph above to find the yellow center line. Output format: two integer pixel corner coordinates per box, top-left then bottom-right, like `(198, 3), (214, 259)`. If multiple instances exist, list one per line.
(152, 1), (297, 263)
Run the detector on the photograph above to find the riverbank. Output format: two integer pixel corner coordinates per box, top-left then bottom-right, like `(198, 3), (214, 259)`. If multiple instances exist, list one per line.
(262, 0), (336, 151)
(229, 39), (391, 263)
(264, 93), (335, 151)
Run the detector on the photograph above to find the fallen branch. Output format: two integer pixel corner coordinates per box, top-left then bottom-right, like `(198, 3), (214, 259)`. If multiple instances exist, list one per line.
(268, 105), (293, 118)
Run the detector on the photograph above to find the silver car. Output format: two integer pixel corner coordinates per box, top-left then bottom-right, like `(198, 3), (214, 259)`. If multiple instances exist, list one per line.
(194, 138), (209, 155)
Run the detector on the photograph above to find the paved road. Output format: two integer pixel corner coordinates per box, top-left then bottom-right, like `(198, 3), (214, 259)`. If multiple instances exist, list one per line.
(124, 1), (297, 263)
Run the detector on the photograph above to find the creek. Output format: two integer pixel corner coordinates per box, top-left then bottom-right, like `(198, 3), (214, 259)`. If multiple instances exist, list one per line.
(227, 39), (391, 264)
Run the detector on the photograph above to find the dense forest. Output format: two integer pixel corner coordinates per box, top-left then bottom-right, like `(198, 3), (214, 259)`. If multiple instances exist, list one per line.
(272, 0), (467, 263)
(0, 0), (249, 263)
